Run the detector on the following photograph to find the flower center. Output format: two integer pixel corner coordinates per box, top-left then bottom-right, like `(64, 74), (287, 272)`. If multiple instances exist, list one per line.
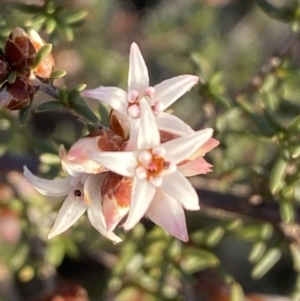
(135, 147), (175, 187)
(127, 87), (163, 118)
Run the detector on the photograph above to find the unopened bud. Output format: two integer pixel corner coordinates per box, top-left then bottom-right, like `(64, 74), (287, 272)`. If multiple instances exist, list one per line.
(28, 30), (55, 79)
(1, 77), (35, 110)
(5, 27), (36, 72)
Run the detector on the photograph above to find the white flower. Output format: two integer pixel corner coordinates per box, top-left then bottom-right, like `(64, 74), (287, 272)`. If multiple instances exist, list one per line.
(82, 42), (198, 136)
(89, 99), (213, 241)
(23, 147), (121, 243)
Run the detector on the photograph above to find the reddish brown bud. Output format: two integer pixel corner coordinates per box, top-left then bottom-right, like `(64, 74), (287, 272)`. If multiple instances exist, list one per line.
(28, 30), (55, 79)
(2, 77), (35, 110)
(109, 109), (130, 140)
(0, 55), (9, 83)
(5, 27), (36, 71)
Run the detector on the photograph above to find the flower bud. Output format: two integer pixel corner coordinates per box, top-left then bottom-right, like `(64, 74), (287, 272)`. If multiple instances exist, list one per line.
(0, 77), (35, 110)
(28, 29), (55, 79)
(5, 27), (36, 72)
(0, 55), (9, 83)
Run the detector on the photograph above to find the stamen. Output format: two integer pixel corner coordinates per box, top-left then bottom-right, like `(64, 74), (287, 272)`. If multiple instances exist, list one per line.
(138, 150), (152, 164)
(127, 104), (140, 118)
(135, 166), (147, 180)
(144, 86), (155, 98)
(152, 101), (164, 113)
(128, 90), (139, 103)
(152, 146), (166, 157)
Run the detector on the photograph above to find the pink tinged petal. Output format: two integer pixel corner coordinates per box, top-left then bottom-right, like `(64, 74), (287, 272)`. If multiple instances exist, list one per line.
(154, 75), (199, 109)
(59, 145), (81, 177)
(161, 171), (200, 211)
(156, 112), (194, 136)
(164, 128), (214, 164)
(193, 138), (220, 159)
(128, 42), (149, 93)
(89, 151), (136, 177)
(138, 98), (160, 149)
(84, 174), (122, 243)
(48, 192), (87, 239)
(66, 138), (107, 174)
(123, 179), (156, 230)
(178, 157), (213, 177)
(23, 166), (71, 197)
(146, 189), (188, 242)
(125, 118), (139, 151)
(81, 86), (128, 116)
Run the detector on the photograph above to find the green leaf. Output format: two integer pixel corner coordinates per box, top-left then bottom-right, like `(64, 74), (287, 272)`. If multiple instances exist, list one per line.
(290, 243), (300, 272)
(249, 241), (266, 263)
(50, 69), (67, 79)
(18, 102), (32, 124)
(205, 226), (225, 247)
(32, 44), (53, 70)
(181, 249), (219, 273)
(71, 95), (99, 124)
(36, 100), (64, 112)
(45, 18), (57, 34)
(65, 10), (88, 24)
(288, 114), (300, 133)
(251, 248), (281, 279)
(25, 15), (46, 26)
(45, 238), (66, 267)
(59, 87), (68, 105)
(279, 199), (294, 223)
(269, 156), (288, 195)
(73, 83), (87, 92)
(238, 223), (273, 241)
(230, 282), (244, 301)
(59, 25), (74, 41)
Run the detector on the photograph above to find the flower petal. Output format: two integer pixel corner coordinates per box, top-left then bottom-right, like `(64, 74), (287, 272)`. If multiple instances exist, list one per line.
(48, 191), (86, 239)
(178, 157), (213, 177)
(161, 171), (200, 210)
(81, 86), (128, 116)
(128, 43), (149, 93)
(84, 174), (122, 243)
(89, 151), (136, 177)
(164, 128), (213, 164)
(138, 98), (160, 149)
(23, 166), (71, 196)
(154, 75), (198, 109)
(156, 112), (194, 136)
(123, 178), (156, 230)
(147, 189), (188, 242)
(190, 137), (220, 160)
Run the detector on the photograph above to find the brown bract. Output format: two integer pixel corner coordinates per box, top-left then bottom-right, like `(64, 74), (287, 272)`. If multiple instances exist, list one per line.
(5, 27), (36, 72)
(5, 77), (35, 110)
(0, 55), (9, 83)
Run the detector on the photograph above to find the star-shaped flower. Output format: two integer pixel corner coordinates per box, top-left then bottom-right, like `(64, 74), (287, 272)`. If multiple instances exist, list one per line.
(89, 99), (213, 241)
(82, 42), (198, 137)
(23, 146), (121, 243)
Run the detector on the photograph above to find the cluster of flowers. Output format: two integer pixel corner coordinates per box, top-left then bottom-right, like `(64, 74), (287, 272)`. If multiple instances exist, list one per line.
(0, 27), (54, 110)
(24, 43), (219, 243)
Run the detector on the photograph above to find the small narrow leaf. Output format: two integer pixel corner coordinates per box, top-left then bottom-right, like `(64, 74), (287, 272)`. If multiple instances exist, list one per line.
(36, 100), (64, 112)
(45, 18), (57, 34)
(251, 248), (281, 279)
(269, 156), (288, 195)
(65, 10), (88, 24)
(32, 44), (52, 70)
(290, 243), (300, 272)
(74, 83), (87, 92)
(181, 249), (219, 273)
(71, 95), (99, 124)
(249, 241), (266, 263)
(18, 103), (32, 124)
(279, 200), (294, 224)
(230, 282), (244, 301)
(12, 3), (43, 13)
(205, 226), (225, 247)
(51, 70), (67, 79)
